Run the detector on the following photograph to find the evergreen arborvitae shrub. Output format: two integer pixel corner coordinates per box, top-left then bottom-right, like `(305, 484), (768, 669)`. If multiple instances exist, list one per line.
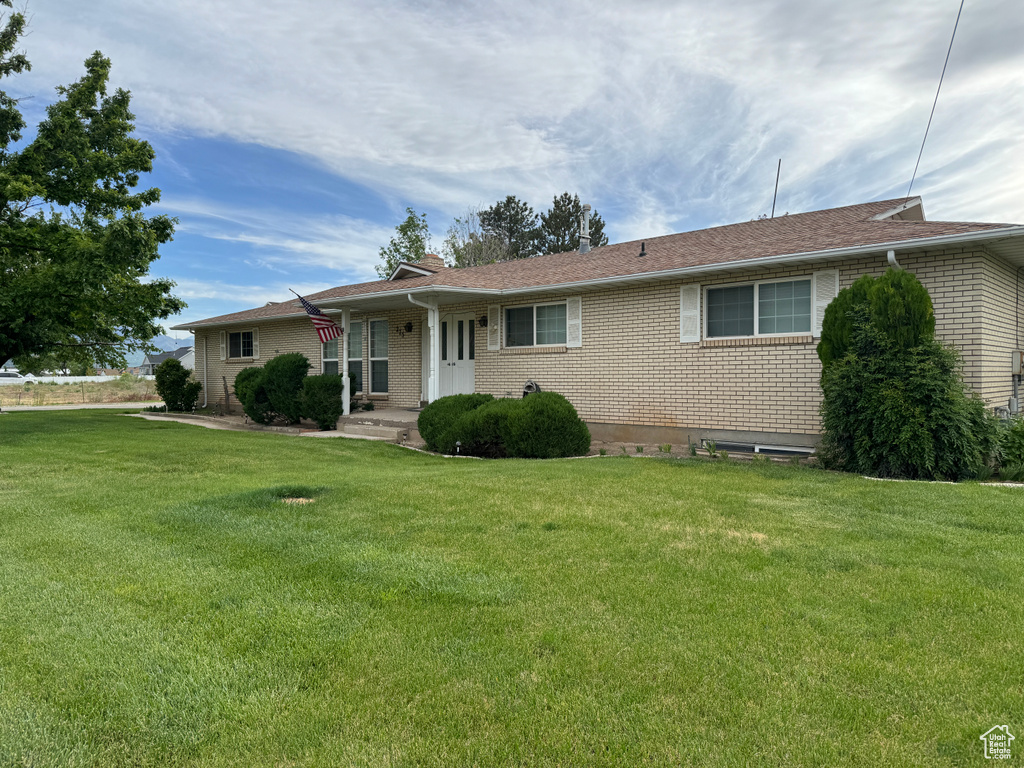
(154, 358), (202, 412)
(504, 391), (591, 458)
(417, 393), (494, 451)
(868, 268), (936, 351)
(234, 366), (275, 424)
(817, 269), (935, 369)
(817, 274), (874, 369)
(300, 374), (346, 431)
(819, 315), (995, 480)
(261, 353), (310, 424)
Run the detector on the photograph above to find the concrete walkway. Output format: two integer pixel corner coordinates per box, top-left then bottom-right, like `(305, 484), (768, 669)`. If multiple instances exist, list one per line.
(129, 412), (401, 441)
(131, 413), (248, 431)
(1, 402), (162, 412)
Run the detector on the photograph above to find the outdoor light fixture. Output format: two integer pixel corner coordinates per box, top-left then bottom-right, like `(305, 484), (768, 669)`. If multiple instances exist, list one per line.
(404, 321), (413, 333)
(479, 316), (488, 327)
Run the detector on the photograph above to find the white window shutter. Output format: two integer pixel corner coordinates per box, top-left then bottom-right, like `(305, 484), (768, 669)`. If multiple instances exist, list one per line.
(219, 331), (226, 361)
(566, 296), (582, 347)
(679, 284), (700, 343)
(252, 328), (260, 359)
(487, 305), (500, 350)
(812, 270), (839, 338)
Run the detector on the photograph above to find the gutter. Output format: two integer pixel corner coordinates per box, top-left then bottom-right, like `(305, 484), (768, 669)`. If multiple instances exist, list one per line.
(172, 225), (1024, 330)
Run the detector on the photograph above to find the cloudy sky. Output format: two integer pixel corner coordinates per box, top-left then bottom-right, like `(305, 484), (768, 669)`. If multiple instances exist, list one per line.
(10, 0), (1024, 332)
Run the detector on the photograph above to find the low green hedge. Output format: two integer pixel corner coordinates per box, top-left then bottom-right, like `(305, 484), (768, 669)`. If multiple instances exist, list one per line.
(418, 393), (494, 451)
(419, 391), (590, 458)
(437, 397), (520, 457)
(505, 392), (591, 458)
(300, 374), (347, 431)
(262, 353), (311, 424)
(234, 354), (311, 425)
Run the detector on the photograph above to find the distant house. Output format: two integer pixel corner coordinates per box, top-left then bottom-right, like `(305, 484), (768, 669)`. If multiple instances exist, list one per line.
(173, 197), (1024, 451)
(140, 347), (194, 376)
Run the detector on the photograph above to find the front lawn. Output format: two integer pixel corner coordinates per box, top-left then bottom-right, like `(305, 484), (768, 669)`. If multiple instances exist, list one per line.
(0, 411), (1021, 766)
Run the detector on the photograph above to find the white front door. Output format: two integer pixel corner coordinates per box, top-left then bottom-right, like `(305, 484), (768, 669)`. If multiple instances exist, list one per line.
(439, 312), (476, 396)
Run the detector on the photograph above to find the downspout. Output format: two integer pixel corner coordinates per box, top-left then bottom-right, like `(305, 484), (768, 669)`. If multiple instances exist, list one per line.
(408, 294), (439, 403)
(341, 308), (350, 416)
(887, 249), (901, 270)
(193, 330), (208, 408)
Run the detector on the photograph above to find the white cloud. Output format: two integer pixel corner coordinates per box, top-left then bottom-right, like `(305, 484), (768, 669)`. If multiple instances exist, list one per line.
(172, 278), (332, 307)
(158, 197), (394, 279)
(13, 0), (1024, 236)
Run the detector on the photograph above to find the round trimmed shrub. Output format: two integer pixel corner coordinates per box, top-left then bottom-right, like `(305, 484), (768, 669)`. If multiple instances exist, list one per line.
(261, 353), (310, 424)
(437, 397), (521, 457)
(234, 366), (274, 424)
(504, 391), (590, 458)
(417, 393), (494, 451)
(300, 374), (346, 431)
(154, 357), (202, 412)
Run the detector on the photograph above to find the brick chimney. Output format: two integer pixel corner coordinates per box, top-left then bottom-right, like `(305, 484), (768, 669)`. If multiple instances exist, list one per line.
(415, 253), (447, 272)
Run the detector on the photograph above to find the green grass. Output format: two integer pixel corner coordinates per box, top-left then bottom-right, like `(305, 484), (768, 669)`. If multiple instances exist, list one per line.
(0, 411), (1022, 766)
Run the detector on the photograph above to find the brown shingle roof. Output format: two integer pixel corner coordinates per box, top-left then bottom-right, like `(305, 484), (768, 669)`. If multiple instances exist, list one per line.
(178, 198), (1016, 328)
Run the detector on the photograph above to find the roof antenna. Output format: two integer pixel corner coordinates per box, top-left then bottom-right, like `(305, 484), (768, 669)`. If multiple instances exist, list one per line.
(638, 241), (646, 258)
(771, 159), (781, 219)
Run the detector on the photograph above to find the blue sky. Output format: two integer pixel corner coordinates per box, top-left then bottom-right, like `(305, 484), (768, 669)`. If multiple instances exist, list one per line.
(11, 0), (1024, 336)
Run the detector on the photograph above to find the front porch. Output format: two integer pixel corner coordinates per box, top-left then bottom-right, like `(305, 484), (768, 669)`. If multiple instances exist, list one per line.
(336, 407), (422, 444)
(334, 294), (488, 416)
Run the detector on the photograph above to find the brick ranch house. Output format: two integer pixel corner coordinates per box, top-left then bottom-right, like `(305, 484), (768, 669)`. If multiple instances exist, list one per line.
(173, 197), (1024, 451)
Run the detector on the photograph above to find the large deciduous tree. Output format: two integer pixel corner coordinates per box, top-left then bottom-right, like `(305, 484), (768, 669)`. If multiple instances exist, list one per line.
(538, 192), (608, 254)
(375, 207), (431, 279)
(478, 195), (540, 261)
(440, 207), (509, 268)
(0, 4), (184, 370)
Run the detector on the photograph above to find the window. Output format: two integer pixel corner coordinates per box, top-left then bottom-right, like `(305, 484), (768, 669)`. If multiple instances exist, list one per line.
(504, 303), (567, 347)
(758, 280), (811, 334)
(369, 319), (388, 393)
(459, 319), (475, 360)
(348, 321), (363, 393)
(228, 330), (254, 358)
(322, 339), (339, 376)
(706, 279), (812, 339)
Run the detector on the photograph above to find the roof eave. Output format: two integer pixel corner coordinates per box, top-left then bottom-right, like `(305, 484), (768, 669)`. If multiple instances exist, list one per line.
(492, 225), (1024, 296)
(172, 225), (1024, 330)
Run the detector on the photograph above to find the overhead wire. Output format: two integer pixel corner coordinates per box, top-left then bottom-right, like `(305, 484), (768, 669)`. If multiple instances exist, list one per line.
(906, 0), (966, 200)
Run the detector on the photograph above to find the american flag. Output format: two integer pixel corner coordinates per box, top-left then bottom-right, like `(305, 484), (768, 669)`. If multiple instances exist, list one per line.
(293, 291), (343, 344)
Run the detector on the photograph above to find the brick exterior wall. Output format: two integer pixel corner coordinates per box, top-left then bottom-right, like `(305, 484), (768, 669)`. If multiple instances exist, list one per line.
(195, 308), (425, 411)
(193, 247), (1022, 442)
(979, 251), (1022, 407)
(465, 248), (1017, 442)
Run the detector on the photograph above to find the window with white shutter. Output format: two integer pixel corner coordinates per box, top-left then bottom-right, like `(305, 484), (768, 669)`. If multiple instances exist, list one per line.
(812, 270), (840, 338)
(679, 284), (700, 343)
(566, 296), (582, 348)
(487, 305), (500, 351)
